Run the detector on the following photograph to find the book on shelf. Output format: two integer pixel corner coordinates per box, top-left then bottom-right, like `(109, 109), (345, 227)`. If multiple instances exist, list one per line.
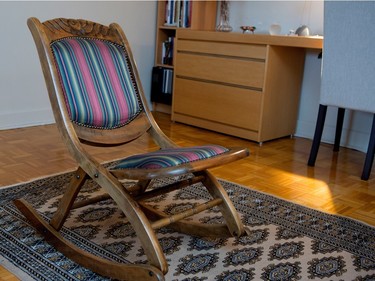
(162, 37), (174, 65)
(151, 66), (173, 105)
(164, 0), (192, 28)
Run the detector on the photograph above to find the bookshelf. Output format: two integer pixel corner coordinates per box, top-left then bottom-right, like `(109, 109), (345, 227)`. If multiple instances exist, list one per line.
(152, 0), (217, 112)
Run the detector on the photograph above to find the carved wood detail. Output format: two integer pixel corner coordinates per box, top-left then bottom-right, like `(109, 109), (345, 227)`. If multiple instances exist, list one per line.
(43, 18), (112, 37)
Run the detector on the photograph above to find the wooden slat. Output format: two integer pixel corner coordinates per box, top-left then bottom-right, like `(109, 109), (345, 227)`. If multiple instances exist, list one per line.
(150, 198), (223, 229)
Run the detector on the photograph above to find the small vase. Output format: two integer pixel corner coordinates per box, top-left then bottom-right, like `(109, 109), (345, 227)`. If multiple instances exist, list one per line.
(216, 0), (232, 32)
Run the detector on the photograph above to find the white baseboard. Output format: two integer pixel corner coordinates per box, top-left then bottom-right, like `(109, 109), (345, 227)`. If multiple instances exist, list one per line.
(0, 109), (55, 130)
(295, 119), (370, 153)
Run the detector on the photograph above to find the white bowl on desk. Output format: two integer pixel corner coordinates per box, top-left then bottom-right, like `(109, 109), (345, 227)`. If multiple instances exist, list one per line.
(269, 24), (281, 35)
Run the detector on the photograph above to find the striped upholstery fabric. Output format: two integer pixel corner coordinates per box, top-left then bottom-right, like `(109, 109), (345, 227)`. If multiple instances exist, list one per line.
(51, 37), (142, 129)
(112, 145), (229, 170)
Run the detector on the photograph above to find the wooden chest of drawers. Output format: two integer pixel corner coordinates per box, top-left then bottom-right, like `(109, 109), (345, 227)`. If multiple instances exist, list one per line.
(172, 30), (323, 143)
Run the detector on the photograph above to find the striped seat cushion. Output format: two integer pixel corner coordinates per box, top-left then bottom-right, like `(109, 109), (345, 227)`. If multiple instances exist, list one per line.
(112, 145), (229, 170)
(51, 37), (142, 129)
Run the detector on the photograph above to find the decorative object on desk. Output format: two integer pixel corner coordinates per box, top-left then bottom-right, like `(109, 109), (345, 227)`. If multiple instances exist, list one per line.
(216, 0), (232, 32)
(298, 0), (312, 37)
(240, 26), (256, 34)
(296, 25), (310, 36)
(269, 24), (281, 35)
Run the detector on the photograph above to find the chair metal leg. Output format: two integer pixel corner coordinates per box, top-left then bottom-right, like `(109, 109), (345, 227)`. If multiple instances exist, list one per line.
(361, 114), (375, 180)
(333, 108), (345, 152)
(308, 105), (328, 166)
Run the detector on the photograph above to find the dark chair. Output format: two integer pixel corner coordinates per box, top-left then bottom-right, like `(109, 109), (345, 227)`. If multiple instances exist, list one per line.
(308, 1), (375, 180)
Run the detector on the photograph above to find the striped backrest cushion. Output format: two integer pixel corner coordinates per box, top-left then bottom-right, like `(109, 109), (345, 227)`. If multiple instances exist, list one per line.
(51, 37), (142, 129)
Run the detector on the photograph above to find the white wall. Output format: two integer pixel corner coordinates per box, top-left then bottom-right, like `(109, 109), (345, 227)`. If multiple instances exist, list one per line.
(0, 1), (156, 129)
(228, 1), (323, 36)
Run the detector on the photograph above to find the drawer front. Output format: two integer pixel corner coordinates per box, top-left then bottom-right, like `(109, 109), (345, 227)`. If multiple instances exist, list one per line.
(173, 78), (262, 131)
(175, 53), (265, 89)
(177, 40), (267, 60)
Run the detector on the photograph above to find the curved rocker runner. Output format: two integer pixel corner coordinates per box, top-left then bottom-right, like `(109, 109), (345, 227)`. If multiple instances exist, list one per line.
(15, 17), (250, 280)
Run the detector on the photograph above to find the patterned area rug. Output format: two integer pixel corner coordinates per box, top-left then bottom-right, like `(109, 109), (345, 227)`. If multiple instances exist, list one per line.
(0, 172), (374, 281)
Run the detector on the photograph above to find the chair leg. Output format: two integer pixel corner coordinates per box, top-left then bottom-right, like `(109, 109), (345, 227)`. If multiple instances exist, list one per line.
(93, 173), (169, 274)
(50, 167), (88, 230)
(361, 114), (375, 180)
(200, 170), (245, 237)
(333, 108), (345, 152)
(308, 104), (328, 166)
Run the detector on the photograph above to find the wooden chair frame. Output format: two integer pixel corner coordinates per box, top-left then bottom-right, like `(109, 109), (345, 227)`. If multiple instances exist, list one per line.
(15, 17), (250, 281)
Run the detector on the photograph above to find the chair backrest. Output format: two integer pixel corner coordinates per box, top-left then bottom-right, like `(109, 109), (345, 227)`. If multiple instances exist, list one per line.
(320, 1), (375, 113)
(29, 18), (152, 145)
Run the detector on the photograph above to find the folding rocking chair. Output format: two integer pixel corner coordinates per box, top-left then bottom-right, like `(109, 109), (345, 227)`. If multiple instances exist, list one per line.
(15, 17), (250, 280)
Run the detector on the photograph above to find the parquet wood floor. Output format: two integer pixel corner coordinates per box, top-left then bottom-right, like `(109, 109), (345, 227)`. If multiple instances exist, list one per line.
(0, 112), (374, 280)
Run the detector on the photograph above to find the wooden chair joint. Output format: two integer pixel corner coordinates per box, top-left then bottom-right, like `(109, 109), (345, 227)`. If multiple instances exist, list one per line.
(136, 175), (206, 201)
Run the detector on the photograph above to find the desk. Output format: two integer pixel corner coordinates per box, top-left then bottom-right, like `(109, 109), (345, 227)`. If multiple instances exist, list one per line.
(171, 30), (323, 143)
